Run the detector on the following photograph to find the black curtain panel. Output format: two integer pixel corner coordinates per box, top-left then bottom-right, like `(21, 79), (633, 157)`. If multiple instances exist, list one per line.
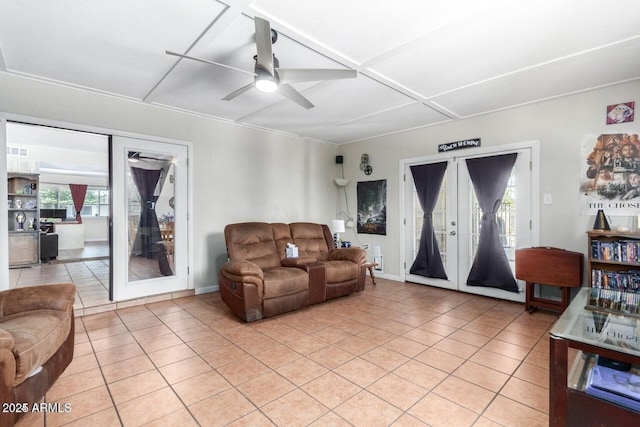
(130, 167), (163, 259)
(409, 162), (448, 280)
(466, 153), (519, 292)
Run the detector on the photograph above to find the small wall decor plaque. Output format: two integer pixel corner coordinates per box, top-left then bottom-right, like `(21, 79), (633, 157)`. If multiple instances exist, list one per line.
(606, 102), (634, 124)
(438, 138), (481, 153)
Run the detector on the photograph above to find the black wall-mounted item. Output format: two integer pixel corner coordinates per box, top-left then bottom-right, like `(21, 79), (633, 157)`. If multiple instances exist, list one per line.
(335, 155), (343, 164)
(593, 209), (611, 231)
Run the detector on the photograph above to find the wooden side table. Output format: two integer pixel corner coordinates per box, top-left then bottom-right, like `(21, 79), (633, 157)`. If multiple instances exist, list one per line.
(515, 247), (583, 314)
(364, 262), (379, 285)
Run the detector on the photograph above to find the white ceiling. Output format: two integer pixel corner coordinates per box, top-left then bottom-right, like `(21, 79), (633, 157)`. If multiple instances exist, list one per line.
(1, 0), (639, 145)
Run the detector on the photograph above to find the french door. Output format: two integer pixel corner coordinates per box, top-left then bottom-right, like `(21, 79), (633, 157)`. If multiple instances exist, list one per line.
(111, 136), (189, 301)
(403, 145), (535, 302)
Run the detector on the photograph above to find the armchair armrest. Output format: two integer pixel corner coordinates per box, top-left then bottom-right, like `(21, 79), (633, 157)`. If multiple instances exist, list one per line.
(0, 283), (76, 317)
(0, 330), (16, 386)
(328, 247), (366, 265)
(0, 329), (14, 352)
(220, 260), (264, 287)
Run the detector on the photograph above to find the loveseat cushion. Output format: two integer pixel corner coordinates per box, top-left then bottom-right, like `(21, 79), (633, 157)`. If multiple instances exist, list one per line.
(324, 260), (359, 283)
(289, 222), (331, 261)
(262, 267), (309, 299)
(225, 222), (282, 270)
(0, 309), (72, 387)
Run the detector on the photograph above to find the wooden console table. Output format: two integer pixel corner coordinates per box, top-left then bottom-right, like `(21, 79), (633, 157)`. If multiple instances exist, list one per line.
(549, 287), (640, 426)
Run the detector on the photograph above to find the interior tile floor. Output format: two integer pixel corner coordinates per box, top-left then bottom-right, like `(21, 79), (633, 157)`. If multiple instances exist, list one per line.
(11, 241), (174, 313)
(11, 259), (111, 311)
(19, 278), (562, 427)
(56, 241), (110, 263)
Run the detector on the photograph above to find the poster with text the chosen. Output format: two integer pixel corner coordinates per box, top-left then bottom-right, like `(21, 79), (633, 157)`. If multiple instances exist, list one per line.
(581, 133), (640, 215)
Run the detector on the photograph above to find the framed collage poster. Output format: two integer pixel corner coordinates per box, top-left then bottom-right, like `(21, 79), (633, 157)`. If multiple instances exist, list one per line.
(581, 133), (640, 215)
(357, 179), (386, 235)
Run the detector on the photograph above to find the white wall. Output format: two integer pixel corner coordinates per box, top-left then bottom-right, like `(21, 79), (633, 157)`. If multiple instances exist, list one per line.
(340, 80), (640, 279)
(3, 70), (638, 291)
(0, 72), (339, 290)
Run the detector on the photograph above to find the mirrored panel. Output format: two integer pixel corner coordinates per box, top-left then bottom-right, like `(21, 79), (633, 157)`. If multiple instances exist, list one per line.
(127, 150), (175, 281)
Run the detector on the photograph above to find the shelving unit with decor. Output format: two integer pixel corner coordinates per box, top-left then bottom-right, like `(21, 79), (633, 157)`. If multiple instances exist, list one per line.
(587, 230), (640, 293)
(7, 173), (40, 267)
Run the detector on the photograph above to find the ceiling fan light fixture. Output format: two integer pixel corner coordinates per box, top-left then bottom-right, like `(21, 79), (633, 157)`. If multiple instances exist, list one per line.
(255, 76), (278, 93)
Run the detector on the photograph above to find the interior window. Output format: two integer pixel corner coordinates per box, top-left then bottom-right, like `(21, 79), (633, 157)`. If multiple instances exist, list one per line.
(40, 183), (109, 218)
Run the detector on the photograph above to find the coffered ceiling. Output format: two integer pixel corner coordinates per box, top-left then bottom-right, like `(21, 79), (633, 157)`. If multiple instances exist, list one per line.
(1, 0), (639, 144)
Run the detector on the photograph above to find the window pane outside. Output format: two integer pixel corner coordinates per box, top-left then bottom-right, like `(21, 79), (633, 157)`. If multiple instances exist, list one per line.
(39, 184), (109, 217)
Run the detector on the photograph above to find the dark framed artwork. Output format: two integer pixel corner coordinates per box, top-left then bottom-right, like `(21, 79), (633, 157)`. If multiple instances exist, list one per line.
(357, 179), (386, 235)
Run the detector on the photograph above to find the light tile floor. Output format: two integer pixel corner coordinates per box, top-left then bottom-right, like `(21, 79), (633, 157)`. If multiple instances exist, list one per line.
(18, 278), (562, 427)
(11, 239), (174, 314)
(11, 259), (112, 311)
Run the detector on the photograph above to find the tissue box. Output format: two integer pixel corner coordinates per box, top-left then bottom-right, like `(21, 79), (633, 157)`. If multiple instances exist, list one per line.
(286, 247), (299, 258)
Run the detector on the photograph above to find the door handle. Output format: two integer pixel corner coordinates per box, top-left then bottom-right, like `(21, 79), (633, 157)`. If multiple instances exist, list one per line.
(450, 231), (456, 236)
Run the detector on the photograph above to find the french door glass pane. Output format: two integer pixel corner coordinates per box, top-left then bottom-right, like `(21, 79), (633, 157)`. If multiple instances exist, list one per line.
(413, 174), (448, 265)
(469, 168), (517, 264)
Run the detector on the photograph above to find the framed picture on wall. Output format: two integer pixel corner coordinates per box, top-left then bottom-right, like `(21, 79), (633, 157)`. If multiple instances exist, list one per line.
(606, 102), (634, 124)
(580, 132), (640, 215)
(357, 179), (386, 235)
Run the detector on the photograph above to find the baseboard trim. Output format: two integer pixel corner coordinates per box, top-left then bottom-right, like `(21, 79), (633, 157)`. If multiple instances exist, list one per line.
(196, 285), (219, 295)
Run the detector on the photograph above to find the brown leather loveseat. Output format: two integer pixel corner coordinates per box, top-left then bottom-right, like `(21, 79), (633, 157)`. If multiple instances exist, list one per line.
(0, 283), (76, 427)
(219, 222), (366, 322)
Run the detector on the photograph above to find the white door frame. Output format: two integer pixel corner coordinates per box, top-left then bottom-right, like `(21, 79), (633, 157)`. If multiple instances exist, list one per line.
(0, 113), (194, 294)
(0, 118), (8, 290)
(111, 136), (189, 301)
(399, 140), (540, 299)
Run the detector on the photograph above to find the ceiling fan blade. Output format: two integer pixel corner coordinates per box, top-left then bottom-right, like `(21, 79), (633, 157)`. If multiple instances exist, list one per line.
(254, 17), (274, 74)
(277, 68), (357, 84)
(165, 51), (256, 77)
(278, 84), (314, 109)
(222, 82), (255, 101)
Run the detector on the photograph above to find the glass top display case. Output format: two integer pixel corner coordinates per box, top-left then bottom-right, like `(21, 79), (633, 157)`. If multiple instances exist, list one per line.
(549, 287), (640, 427)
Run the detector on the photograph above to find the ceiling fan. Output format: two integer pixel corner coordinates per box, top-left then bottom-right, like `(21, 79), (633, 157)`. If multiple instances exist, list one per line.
(166, 17), (357, 109)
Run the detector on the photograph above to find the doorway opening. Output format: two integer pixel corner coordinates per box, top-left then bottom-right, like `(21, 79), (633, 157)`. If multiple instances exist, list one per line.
(6, 121), (111, 310)
(2, 119), (192, 313)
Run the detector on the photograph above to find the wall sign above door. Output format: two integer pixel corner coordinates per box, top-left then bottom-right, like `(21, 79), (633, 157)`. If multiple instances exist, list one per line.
(438, 138), (481, 153)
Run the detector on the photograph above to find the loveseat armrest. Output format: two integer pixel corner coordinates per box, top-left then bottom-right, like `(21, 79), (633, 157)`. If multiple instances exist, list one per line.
(328, 247), (367, 265)
(220, 260), (264, 285)
(0, 283), (76, 317)
(281, 257), (316, 267)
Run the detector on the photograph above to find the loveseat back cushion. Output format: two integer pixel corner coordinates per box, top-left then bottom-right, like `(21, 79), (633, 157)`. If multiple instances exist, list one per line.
(225, 222), (282, 270)
(262, 267), (309, 299)
(289, 222), (332, 261)
(0, 309), (72, 387)
(272, 222), (295, 261)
